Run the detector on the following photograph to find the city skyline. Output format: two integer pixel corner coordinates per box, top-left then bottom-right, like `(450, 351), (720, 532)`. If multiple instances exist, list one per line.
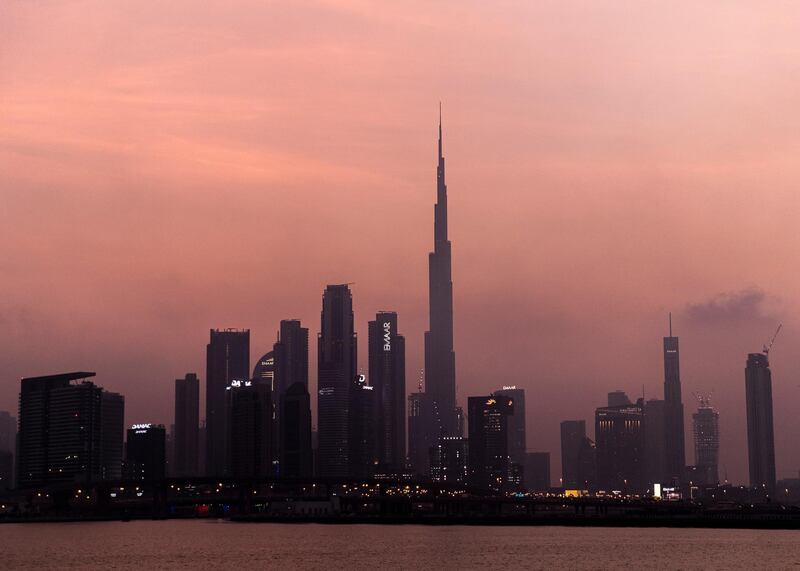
(4, 2), (800, 487)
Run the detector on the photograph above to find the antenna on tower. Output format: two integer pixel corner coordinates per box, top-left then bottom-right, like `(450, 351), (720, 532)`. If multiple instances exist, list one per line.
(763, 323), (782, 357)
(669, 312), (673, 337)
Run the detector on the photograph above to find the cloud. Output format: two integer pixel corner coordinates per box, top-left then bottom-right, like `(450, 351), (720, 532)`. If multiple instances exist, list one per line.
(686, 288), (771, 323)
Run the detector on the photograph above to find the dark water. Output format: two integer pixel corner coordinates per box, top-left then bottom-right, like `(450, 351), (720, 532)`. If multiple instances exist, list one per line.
(2, 521), (800, 569)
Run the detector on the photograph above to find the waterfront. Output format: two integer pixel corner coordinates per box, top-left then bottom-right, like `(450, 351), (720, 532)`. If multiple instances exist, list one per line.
(2, 521), (800, 570)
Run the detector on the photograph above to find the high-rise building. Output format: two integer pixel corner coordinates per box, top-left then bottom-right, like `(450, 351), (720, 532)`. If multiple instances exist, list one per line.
(124, 423), (166, 481)
(644, 399), (667, 486)
(607, 391), (631, 407)
(560, 420), (586, 489)
(174, 373), (199, 477)
(273, 320), (309, 397)
(252, 351), (275, 391)
(349, 373), (376, 478)
(280, 382), (312, 478)
(273, 320), (310, 476)
(663, 316), (686, 483)
(408, 390), (437, 476)
(493, 386), (526, 466)
(524, 452), (550, 492)
(317, 284), (357, 478)
(424, 109), (458, 438)
(595, 395), (645, 492)
(693, 395), (720, 486)
(0, 410), (17, 489)
(429, 436), (468, 484)
(576, 436), (597, 490)
(17, 372), (124, 488)
(467, 395), (514, 493)
(100, 391), (125, 480)
(227, 380), (272, 478)
(745, 352), (776, 495)
(369, 312), (406, 471)
(206, 328), (250, 476)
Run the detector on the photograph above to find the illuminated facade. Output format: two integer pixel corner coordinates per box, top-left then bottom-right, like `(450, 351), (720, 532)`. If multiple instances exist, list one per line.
(369, 312), (406, 471)
(745, 352), (776, 495)
(595, 395), (645, 492)
(693, 396), (720, 486)
(429, 435), (468, 484)
(467, 395), (514, 493)
(206, 328), (250, 476)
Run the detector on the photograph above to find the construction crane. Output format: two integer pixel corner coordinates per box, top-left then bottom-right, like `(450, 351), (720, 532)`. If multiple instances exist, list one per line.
(762, 323), (783, 357)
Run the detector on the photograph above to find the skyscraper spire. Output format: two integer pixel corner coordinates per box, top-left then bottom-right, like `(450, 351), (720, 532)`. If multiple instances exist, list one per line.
(425, 105), (457, 436)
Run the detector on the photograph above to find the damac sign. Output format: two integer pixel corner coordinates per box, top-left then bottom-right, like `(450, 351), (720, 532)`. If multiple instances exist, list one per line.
(383, 322), (391, 351)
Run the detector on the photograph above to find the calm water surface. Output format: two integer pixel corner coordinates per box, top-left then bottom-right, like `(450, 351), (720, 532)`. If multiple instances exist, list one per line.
(2, 521), (800, 569)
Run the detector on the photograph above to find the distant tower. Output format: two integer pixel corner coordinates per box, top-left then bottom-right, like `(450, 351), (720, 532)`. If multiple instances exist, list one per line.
(560, 420), (586, 489)
(467, 395), (514, 493)
(745, 353), (776, 495)
(663, 315), (686, 482)
(317, 284), (357, 478)
(174, 373), (199, 477)
(595, 394), (645, 492)
(206, 329), (250, 476)
(692, 395), (720, 486)
(493, 386), (526, 466)
(424, 106), (458, 436)
(368, 312), (406, 471)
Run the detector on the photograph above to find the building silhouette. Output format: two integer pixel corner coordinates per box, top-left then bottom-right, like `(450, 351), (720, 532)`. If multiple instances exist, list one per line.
(0, 412), (14, 491)
(467, 395), (514, 493)
(576, 436), (597, 490)
(206, 329), (250, 476)
(693, 395), (720, 486)
(663, 316), (686, 483)
(124, 423), (166, 481)
(349, 373), (376, 478)
(317, 284), (357, 478)
(595, 393), (644, 492)
(424, 109), (458, 439)
(745, 352), (776, 495)
(560, 420), (586, 489)
(173, 373), (199, 477)
(493, 386), (526, 468)
(524, 452), (550, 492)
(17, 372), (124, 488)
(252, 351), (275, 391)
(273, 320), (309, 398)
(280, 382), (312, 478)
(227, 380), (272, 478)
(369, 312), (406, 471)
(643, 398), (667, 487)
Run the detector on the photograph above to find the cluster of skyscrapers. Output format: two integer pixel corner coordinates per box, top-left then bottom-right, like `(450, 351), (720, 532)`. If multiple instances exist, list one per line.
(0, 116), (786, 502)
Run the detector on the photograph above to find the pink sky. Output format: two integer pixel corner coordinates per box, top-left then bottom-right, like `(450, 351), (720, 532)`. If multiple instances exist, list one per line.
(2, 1), (800, 483)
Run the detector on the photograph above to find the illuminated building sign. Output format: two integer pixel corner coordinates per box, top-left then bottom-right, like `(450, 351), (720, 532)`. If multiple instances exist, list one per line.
(502, 385), (516, 390)
(228, 380), (252, 388)
(131, 423), (151, 430)
(383, 322), (391, 351)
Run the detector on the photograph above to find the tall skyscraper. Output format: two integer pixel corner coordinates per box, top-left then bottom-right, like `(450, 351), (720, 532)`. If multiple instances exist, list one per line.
(124, 423), (166, 481)
(206, 328), (250, 476)
(17, 372), (124, 488)
(493, 386), (526, 466)
(745, 352), (776, 495)
(560, 420), (586, 489)
(429, 435), (468, 484)
(0, 410), (16, 489)
(273, 319), (310, 474)
(252, 351), (275, 391)
(280, 382), (312, 478)
(174, 373), (199, 477)
(424, 108), (458, 436)
(317, 284), (357, 477)
(467, 395), (514, 493)
(369, 312), (406, 471)
(663, 316), (686, 482)
(693, 395), (720, 486)
(643, 399), (667, 486)
(227, 380), (272, 478)
(595, 394), (645, 492)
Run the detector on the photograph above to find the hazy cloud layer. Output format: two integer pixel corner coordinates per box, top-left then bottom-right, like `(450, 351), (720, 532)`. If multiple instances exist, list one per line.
(686, 288), (772, 324)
